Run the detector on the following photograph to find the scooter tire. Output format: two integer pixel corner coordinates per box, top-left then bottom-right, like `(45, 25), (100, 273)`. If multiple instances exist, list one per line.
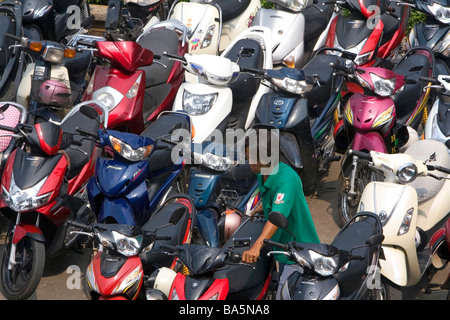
(381, 276), (403, 300)
(0, 236), (45, 300)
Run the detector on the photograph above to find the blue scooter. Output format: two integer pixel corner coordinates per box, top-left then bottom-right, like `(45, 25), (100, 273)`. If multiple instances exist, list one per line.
(87, 111), (191, 227)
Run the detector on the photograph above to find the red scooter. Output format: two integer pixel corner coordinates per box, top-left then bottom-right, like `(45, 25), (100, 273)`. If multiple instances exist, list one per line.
(331, 47), (435, 227)
(323, 0), (410, 66)
(67, 194), (197, 300)
(0, 103), (108, 300)
(430, 217), (450, 300)
(82, 20), (188, 134)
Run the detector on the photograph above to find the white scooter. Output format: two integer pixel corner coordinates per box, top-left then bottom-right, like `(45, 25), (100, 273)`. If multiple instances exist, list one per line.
(167, 0), (261, 55)
(170, 26), (273, 143)
(251, 0), (335, 68)
(353, 139), (450, 299)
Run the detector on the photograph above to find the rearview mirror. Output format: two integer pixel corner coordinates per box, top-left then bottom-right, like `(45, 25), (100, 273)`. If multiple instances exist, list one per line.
(268, 211), (289, 229)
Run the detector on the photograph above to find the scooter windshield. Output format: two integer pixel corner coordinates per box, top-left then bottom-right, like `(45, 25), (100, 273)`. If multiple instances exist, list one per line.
(346, 0), (387, 17)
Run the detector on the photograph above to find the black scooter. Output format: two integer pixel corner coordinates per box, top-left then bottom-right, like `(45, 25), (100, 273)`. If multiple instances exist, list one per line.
(243, 49), (348, 195)
(265, 211), (385, 300)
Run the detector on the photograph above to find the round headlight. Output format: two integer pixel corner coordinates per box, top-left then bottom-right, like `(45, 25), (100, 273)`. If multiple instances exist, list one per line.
(396, 163), (418, 184)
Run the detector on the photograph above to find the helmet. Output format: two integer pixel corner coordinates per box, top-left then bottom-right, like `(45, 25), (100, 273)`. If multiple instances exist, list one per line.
(218, 209), (242, 243)
(38, 80), (71, 107)
(146, 267), (177, 298)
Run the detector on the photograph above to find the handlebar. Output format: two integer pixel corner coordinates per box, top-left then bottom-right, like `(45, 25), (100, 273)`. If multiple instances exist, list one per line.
(348, 149), (372, 161)
(427, 164), (450, 175)
(329, 62), (353, 75)
(76, 127), (98, 139)
(67, 220), (93, 232)
(419, 76), (440, 85)
(263, 239), (290, 251)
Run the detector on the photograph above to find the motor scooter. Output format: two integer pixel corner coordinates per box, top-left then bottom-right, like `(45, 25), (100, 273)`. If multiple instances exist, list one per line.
(146, 212), (275, 300)
(319, 0), (410, 66)
(264, 210), (385, 300)
(332, 47), (435, 227)
(82, 19), (188, 134)
(168, 0), (261, 55)
(0, 102), (109, 300)
(67, 194), (197, 300)
(354, 139), (450, 299)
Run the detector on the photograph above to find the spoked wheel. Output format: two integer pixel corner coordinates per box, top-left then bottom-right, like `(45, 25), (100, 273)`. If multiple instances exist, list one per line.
(0, 234), (45, 300)
(334, 161), (383, 228)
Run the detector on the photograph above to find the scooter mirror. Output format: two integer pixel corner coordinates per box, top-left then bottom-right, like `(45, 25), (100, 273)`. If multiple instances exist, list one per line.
(446, 139), (450, 149)
(81, 15), (96, 29)
(80, 105), (99, 120)
(268, 211), (289, 230)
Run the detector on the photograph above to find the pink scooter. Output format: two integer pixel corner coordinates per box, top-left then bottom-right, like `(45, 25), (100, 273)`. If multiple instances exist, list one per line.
(331, 47), (435, 227)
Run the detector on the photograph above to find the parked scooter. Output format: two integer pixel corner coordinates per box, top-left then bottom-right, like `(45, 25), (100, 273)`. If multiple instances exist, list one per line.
(429, 216), (450, 299)
(264, 210), (385, 300)
(0, 103), (109, 300)
(319, 0), (410, 66)
(146, 212), (275, 300)
(82, 19), (188, 134)
(169, 26), (273, 143)
(354, 139), (450, 299)
(168, 0), (261, 55)
(251, 0), (335, 68)
(243, 48), (347, 195)
(67, 194), (197, 300)
(0, 2), (26, 100)
(87, 111), (191, 227)
(332, 47), (435, 227)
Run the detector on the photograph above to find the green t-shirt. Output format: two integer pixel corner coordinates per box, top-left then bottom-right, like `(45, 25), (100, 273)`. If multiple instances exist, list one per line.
(257, 162), (320, 265)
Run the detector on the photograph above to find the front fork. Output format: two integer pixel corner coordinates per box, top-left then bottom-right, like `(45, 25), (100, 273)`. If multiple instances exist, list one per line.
(346, 155), (359, 200)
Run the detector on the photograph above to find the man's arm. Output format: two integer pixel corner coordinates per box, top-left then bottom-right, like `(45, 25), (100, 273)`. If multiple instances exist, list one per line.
(242, 220), (278, 263)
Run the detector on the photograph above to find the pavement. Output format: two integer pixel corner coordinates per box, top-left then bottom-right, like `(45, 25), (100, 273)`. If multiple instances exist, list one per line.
(0, 160), (448, 300)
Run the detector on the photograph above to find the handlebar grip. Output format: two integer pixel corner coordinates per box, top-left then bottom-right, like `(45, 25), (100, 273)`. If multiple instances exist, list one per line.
(263, 239), (289, 251)
(76, 40), (97, 48)
(71, 140), (83, 146)
(419, 76), (439, 84)
(153, 54), (161, 60)
(240, 66), (262, 75)
(67, 220), (92, 232)
(349, 149), (372, 161)
(329, 62), (352, 74)
(76, 127), (98, 139)
(163, 52), (186, 62)
(427, 165), (450, 175)
(5, 33), (22, 42)
(0, 124), (18, 134)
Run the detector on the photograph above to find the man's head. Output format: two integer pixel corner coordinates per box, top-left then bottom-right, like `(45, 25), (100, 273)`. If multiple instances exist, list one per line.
(244, 127), (280, 175)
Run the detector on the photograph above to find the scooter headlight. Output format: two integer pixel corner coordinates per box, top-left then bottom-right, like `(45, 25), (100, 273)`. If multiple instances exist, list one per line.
(201, 25), (215, 49)
(354, 51), (373, 66)
(2, 173), (52, 212)
(271, 77), (311, 95)
(428, 3), (450, 24)
(112, 231), (143, 256)
(309, 250), (339, 276)
(193, 151), (233, 171)
(370, 73), (396, 96)
(109, 135), (153, 161)
(275, 0), (311, 11)
(396, 163), (418, 184)
(182, 89), (218, 115)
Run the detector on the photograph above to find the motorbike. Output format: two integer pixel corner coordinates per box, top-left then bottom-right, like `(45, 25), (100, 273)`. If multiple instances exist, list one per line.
(0, 102), (109, 300)
(170, 25), (273, 143)
(422, 73), (450, 153)
(242, 48), (348, 195)
(67, 194), (197, 300)
(146, 212), (275, 300)
(0, 1), (26, 101)
(429, 215), (450, 300)
(168, 0), (261, 55)
(82, 19), (188, 134)
(332, 47), (435, 227)
(406, 0), (450, 68)
(264, 210), (385, 300)
(319, 0), (410, 66)
(353, 139), (450, 299)
(87, 111), (192, 227)
(251, 0), (335, 68)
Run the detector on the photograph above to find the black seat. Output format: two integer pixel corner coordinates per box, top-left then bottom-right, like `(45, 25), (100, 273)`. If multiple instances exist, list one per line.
(137, 28), (179, 87)
(141, 113), (189, 172)
(225, 38), (264, 99)
(61, 109), (100, 179)
(63, 50), (92, 84)
(392, 51), (431, 126)
(216, 0), (251, 22)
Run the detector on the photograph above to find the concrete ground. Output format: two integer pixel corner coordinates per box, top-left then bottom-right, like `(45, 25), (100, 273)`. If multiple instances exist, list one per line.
(0, 161), (448, 300)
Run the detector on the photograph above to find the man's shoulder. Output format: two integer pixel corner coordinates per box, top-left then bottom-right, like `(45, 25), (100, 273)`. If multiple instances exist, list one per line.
(272, 163), (302, 188)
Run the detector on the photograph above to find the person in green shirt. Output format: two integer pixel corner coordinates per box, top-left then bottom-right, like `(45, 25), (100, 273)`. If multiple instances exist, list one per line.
(241, 127), (320, 299)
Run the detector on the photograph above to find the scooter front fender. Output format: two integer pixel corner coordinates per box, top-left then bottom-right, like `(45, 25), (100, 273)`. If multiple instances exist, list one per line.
(13, 223), (45, 244)
(352, 131), (387, 153)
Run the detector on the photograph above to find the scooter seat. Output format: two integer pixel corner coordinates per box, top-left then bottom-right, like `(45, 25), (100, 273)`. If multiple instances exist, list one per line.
(405, 139), (449, 202)
(61, 109), (101, 179)
(141, 113), (190, 172)
(216, 0), (251, 22)
(137, 28), (178, 87)
(302, 54), (341, 104)
(63, 50), (92, 84)
(225, 38), (263, 99)
(392, 52), (431, 126)
(331, 213), (379, 298)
